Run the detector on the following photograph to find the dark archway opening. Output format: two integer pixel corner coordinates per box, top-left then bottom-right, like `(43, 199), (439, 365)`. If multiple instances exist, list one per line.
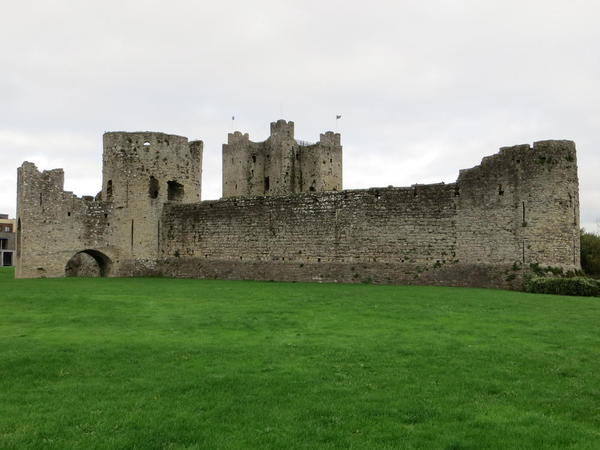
(167, 180), (184, 201)
(65, 249), (112, 277)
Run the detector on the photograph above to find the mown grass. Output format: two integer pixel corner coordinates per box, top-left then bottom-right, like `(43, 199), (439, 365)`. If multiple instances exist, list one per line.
(1, 266), (600, 449)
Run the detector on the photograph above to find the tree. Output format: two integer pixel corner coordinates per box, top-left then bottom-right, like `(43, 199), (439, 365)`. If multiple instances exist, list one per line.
(581, 229), (600, 277)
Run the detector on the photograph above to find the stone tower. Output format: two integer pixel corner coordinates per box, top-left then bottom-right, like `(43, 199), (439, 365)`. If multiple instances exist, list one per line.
(222, 120), (342, 198)
(101, 132), (202, 268)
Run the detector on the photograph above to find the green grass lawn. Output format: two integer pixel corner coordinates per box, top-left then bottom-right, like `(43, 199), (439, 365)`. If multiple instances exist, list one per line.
(1, 267), (600, 449)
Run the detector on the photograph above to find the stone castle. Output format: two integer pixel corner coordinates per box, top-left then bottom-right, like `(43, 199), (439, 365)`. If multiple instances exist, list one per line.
(16, 120), (581, 289)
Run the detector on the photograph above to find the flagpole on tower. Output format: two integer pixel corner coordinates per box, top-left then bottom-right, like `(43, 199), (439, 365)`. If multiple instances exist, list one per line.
(335, 114), (342, 132)
(231, 115), (235, 131)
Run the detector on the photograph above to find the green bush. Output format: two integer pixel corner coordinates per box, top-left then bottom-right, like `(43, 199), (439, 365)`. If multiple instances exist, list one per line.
(525, 276), (600, 297)
(581, 229), (600, 277)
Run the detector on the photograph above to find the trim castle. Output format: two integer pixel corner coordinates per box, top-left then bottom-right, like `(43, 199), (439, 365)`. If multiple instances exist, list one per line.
(16, 120), (580, 289)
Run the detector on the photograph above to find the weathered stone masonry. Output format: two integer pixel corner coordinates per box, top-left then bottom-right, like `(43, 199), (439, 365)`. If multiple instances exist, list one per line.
(223, 120), (342, 197)
(16, 131), (202, 278)
(16, 120), (580, 289)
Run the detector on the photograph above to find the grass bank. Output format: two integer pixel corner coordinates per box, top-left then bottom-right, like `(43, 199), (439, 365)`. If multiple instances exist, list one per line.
(1, 267), (599, 449)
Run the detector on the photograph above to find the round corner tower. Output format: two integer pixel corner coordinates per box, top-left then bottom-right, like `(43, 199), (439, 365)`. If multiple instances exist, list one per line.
(101, 132), (202, 268)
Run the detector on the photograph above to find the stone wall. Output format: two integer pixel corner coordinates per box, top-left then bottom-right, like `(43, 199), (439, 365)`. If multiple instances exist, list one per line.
(455, 140), (580, 271)
(160, 140), (580, 289)
(15, 162), (112, 278)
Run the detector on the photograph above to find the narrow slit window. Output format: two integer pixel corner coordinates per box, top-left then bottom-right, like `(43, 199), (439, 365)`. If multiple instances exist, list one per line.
(16, 219), (21, 257)
(570, 193), (576, 225)
(149, 176), (159, 199)
(106, 180), (113, 200)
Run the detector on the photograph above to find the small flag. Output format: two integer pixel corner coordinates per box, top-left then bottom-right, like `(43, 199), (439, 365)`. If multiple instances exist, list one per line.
(232, 116), (235, 121)
(336, 115), (342, 120)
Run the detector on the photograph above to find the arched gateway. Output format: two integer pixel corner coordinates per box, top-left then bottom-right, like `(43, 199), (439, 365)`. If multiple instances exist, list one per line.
(65, 250), (112, 277)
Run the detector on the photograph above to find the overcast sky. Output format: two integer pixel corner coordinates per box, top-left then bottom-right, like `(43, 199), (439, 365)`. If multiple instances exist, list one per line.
(1, 0), (598, 231)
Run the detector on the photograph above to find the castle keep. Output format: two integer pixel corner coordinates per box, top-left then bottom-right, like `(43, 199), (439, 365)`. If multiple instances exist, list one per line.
(223, 121), (342, 197)
(16, 120), (581, 289)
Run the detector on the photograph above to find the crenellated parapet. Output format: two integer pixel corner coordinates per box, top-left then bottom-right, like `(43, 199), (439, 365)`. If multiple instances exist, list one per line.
(227, 131), (250, 145)
(270, 119), (295, 139)
(319, 131), (341, 146)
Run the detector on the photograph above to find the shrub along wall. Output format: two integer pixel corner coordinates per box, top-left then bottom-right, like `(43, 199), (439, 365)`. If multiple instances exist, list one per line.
(525, 276), (600, 297)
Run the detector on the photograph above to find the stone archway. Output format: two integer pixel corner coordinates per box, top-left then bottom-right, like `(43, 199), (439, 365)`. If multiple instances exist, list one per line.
(65, 249), (113, 277)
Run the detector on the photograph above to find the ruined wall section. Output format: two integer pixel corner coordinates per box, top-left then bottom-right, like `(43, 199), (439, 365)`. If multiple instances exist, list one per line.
(161, 139), (579, 288)
(101, 132), (202, 274)
(222, 120), (342, 198)
(16, 132), (203, 278)
(159, 185), (463, 285)
(16, 162), (111, 278)
(455, 140), (580, 272)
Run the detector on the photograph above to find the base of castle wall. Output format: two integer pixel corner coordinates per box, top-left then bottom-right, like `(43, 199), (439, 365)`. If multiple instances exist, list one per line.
(154, 258), (526, 290)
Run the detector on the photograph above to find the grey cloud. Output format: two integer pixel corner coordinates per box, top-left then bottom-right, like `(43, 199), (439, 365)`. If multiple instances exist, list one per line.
(1, 0), (598, 231)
